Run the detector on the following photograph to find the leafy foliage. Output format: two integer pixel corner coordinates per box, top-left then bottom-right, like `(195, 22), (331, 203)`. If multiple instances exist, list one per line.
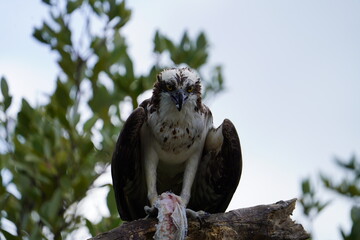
(0, 0), (224, 239)
(299, 156), (360, 240)
(299, 178), (330, 221)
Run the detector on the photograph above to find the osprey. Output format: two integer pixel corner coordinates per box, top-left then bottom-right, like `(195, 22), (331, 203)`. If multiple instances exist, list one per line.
(112, 67), (242, 221)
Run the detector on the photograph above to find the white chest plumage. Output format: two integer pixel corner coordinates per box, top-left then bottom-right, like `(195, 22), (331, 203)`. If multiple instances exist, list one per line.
(145, 97), (212, 164)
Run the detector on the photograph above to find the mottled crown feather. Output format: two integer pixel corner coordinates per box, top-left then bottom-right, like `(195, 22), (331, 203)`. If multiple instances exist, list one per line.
(157, 67), (200, 86)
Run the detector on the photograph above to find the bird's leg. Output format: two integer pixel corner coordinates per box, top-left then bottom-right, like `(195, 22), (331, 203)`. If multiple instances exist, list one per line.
(180, 154), (200, 206)
(180, 153), (209, 227)
(144, 149), (159, 216)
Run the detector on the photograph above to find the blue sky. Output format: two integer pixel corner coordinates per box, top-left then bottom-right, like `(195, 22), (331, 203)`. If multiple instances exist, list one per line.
(1, 0), (360, 239)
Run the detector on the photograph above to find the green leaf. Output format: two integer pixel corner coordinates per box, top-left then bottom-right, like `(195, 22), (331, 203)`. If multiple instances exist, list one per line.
(67, 0), (83, 14)
(351, 206), (360, 222)
(1, 76), (9, 97)
(106, 185), (118, 216)
(41, 0), (52, 5)
(154, 31), (166, 53)
(88, 84), (113, 121)
(335, 155), (360, 173)
(317, 200), (331, 213)
(4, 96), (12, 111)
(53, 80), (73, 110)
(31, 135), (45, 156)
(0, 229), (18, 240)
(320, 174), (331, 188)
(21, 98), (32, 111)
(33, 28), (48, 45)
(29, 223), (42, 240)
(88, 0), (103, 15)
(85, 218), (96, 236)
(53, 16), (73, 48)
(80, 139), (95, 156)
(196, 32), (207, 49)
(116, 1), (132, 28)
(84, 115), (98, 133)
(179, 32), (190, 51)
(58, 52), (76, 80)
(0, 77), (13, 111)
(301, 179), (311, 194)
(47, 189), (62, 222)
(17, 99), (35, 136)
(191, 49), (208, 68)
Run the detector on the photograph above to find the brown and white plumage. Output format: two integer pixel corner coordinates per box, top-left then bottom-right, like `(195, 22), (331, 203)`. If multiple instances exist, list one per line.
(111, 67), (242, 221)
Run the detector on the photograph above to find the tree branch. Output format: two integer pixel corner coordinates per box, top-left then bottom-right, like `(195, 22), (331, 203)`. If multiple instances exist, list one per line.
(88, 199), (309, 240)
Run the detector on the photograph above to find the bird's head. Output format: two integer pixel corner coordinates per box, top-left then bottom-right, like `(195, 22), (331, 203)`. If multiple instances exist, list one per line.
(153, 67), (202, 112)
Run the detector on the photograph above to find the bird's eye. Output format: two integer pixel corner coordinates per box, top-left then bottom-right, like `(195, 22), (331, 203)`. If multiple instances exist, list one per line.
(166, 85), (174, 91)
(187, 86), (194, 93)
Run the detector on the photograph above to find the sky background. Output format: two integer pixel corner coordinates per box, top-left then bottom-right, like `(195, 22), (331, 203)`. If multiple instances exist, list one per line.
(1, 0), (360, 239)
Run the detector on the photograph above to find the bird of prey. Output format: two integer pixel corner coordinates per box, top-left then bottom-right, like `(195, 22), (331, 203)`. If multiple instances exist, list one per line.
(111, 67), (242, 221)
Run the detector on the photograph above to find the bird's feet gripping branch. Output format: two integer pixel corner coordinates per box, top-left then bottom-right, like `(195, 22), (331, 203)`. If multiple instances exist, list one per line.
(111, 67), (242, 239)
(144, 193), (208, 220)
(147, 192), (209, 240)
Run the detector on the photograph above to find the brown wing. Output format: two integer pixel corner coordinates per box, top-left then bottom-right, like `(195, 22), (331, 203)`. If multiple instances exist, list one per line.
(188, 119), (242, 213)
(111, 105), (149, 221)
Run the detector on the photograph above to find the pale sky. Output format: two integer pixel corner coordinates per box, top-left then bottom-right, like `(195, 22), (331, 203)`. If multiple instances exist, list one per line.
(1, 1), (360, 239)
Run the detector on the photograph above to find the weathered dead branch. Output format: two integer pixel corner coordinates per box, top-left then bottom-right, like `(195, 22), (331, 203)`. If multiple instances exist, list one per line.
(88, 199), (309, 240)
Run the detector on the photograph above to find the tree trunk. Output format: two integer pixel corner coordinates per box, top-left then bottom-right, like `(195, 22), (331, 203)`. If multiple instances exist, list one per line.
(88, 199), (309, 240)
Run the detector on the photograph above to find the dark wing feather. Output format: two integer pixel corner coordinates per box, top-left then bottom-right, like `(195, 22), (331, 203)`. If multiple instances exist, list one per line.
(188, 119), (242, 213)
(111, 106), (149, 221)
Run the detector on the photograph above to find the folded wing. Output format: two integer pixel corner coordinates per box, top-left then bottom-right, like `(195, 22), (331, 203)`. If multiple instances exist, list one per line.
(188, 119), (242, 213)
(111, 106), (148, 221)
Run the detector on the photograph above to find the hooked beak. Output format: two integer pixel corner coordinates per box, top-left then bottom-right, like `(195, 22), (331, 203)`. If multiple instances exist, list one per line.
(171, 89), (188, 111)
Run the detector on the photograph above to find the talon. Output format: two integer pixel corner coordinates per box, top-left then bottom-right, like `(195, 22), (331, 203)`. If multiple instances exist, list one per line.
(185, 209), (205, 218)
(144, 205), (158, 218)
(186, 209), (209, 228)
(197, 213), (209, 229)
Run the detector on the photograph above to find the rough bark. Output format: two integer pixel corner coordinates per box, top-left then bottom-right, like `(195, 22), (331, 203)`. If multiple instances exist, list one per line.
(88, 199), (309, 240)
